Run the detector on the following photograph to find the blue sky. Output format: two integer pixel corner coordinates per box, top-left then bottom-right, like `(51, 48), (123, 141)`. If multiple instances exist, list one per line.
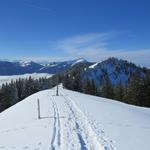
(0, 0), (150, 66)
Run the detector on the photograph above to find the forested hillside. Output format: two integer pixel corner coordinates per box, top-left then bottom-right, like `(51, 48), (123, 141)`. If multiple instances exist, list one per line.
(0, 76), (58, 112)
(61, 58), (150, 107)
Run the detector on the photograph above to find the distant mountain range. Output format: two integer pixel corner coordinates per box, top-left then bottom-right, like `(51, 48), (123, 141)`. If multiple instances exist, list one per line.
(0, 58), (87, 75)
(0, 57), (149, 88)
(61, 57), (149, 87)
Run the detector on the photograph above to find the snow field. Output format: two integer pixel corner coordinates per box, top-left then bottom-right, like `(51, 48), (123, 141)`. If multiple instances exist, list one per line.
(63, 89), (150, 150)
(0, 85), (150, 150)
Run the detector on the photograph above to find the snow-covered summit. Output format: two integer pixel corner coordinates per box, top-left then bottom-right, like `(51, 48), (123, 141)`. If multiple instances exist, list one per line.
(38, 58), (88, 74)
(19, 61), (34, 67)
(71, 58), (87, 66)
(82, 57), (146, 86)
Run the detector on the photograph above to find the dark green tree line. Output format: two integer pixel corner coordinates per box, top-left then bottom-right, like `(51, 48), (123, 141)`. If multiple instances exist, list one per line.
(0, 76), (57, 112)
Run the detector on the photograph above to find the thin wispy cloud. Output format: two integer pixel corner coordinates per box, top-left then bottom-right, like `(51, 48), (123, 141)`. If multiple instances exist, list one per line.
(57, 32), (114, 54)
(8, 32), (149, 67)
(56, 32), (150, 66)
(23, 0), (54, 14)
(21, 56), (71, 62)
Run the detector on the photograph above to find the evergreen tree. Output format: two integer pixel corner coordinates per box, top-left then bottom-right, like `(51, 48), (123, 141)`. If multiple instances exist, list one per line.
(125, 73), (143, 105)
(140, 76), (150, 107)
(114, 80), (124, 101)
(0, 84), (11, 111)
(9, 81), (19, 105)
(90, 79), (97, 95)
(63, 74), (72, 89)
(72, 73), (81, 91)
(82, 79), (97, 95)
(82, 78), (92, 94)
(16, 78), (24, 100)
(101, 73), (114, 99)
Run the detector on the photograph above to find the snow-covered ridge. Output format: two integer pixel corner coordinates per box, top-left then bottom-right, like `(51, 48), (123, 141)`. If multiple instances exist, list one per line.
(19, 61), (33, 67)
(0, 58), (88, 75)
(71, 58), (87, 66)
(38, 58), (87, 74)
(0, 86), (150, 150)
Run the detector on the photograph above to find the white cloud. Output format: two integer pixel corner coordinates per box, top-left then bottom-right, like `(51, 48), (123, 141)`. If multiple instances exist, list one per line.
(3, 32), (149, 67)
(57, 32), (114, 54)
(20, 56), (72, 62)
(56, 32), (150, 67)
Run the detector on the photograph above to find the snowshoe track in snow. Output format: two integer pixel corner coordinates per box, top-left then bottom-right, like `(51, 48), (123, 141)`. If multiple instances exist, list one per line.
(63, 95), (110, 150)
(48, 88), (114, 150)
(51, 88), (114, 150)
(50, 96), (61, 150)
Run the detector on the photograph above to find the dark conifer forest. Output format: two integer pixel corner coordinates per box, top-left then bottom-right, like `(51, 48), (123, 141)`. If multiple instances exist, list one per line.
(0, 76), (58, 112)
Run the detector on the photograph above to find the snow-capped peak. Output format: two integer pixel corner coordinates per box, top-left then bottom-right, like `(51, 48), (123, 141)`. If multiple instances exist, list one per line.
(71, 58), (87, 66)
(19, 61), (33, 67)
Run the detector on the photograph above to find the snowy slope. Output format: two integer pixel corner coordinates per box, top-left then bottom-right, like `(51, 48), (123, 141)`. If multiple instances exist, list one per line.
(0, 73), (53, 86)
(82, 57), (146, 86)
(0, 86), (150, 150)
(38, 58), (87, 74)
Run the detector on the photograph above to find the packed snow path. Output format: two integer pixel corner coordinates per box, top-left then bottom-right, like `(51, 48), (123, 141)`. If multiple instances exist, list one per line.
(1, 85), (150, 150)
(48, 91), (112, 150)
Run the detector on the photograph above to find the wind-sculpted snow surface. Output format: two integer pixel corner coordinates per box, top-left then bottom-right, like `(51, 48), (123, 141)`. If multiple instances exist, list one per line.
(0, 86), (150, 149)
